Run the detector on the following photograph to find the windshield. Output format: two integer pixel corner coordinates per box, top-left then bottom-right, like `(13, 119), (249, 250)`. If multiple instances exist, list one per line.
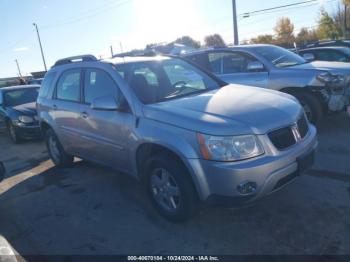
(252, 45), (307, 68)
(4, 88), (39, 107)
(116, 58), (222, 104)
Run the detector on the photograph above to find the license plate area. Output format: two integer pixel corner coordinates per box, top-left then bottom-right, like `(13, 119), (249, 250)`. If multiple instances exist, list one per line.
(297, 149), (315, 174)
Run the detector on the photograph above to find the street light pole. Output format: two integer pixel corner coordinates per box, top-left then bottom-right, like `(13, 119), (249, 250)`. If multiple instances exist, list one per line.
(14, 59), (22, 78)
(110, 45), (114, 57)
(232, 0), (239, 45)
(33, 23), (47, 71)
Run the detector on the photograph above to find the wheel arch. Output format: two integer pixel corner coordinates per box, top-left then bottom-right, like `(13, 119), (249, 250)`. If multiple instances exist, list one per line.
(135, 142), (203, 199)
(40, 120), (52, 135)
(280, 86), (328, 112)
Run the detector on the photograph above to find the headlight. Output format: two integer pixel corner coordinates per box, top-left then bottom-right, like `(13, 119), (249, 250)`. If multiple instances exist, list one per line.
(18, 115), (34, 123)
(197, 134), (264, 161)
(317, 72), (345, 84)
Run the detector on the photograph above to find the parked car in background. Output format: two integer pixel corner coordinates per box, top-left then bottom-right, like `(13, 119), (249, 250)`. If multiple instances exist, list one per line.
(301, 39), (350, 49)
(28, 78), (43, 85)
(37, 55), (317, 221)
(183, 44), (350, 124)
(298, 46), (350, 63)
(0, 85), (41, 143)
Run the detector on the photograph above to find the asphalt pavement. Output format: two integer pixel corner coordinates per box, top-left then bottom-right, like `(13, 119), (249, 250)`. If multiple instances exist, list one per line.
(0, 113), (349, 255)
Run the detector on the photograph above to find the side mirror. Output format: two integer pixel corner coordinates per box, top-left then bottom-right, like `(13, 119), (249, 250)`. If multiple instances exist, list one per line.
(91, 96), (121, 111)
(0, 161), (5, 182)
(247, 61), (264, 72)
(302, 53), (315, 61)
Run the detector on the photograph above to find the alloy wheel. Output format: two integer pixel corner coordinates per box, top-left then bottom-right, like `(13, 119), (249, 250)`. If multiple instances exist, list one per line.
(150, 168), (181, 212)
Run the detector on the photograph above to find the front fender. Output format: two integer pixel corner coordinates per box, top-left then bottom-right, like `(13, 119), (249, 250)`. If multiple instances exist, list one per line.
(130, 118), (207, 198)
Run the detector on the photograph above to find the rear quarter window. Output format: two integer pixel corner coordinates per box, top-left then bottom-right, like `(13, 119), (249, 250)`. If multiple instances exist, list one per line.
(39, 72), (57, 98)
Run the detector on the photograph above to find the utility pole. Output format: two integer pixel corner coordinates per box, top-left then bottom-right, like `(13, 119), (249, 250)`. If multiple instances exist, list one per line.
(14, 59), (22, 78)
(232, 0), (239, 45)
(119, 42), (124, 53)
(33, 23), (48, 71)
(110, 45), (114, 57)
(344, 4), (348, 39)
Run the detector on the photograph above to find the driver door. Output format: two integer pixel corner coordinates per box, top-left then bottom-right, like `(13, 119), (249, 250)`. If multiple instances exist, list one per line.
(78, 68), (134, 173)
(207, 51), (269, 88)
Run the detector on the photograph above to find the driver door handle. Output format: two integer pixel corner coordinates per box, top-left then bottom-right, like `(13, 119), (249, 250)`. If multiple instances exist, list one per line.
(81, 111), (89, 119)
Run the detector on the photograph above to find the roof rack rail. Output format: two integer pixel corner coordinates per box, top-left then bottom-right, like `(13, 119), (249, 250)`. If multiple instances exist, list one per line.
(53, 55), (97, 67)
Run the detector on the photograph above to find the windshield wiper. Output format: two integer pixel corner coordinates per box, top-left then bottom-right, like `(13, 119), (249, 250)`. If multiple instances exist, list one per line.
(160, 88), (213, 102)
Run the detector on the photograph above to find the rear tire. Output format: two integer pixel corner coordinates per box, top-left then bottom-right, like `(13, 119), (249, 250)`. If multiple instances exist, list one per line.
(0, 161), (5, 182)
(45, 129), (73, 168)
(145, 154), (198, 222)
(291, 92), (323, 125)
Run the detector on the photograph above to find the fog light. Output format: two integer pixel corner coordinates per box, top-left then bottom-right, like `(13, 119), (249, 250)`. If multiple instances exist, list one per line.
(237, 182), (257, 195)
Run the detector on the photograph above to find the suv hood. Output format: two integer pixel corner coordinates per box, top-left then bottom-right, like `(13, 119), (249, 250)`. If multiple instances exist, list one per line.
(291, 61), (350, 74)
(144, 85), (302, 135)
(12, 102), (37, 116)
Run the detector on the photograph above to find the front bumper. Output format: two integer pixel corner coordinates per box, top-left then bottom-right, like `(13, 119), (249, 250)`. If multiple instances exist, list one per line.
(13, 123), (41, 140)
(187, 125), (318, 204)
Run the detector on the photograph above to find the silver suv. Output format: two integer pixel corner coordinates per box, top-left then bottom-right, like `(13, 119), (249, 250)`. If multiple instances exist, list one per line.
(184, 44), (350, 124)
(37, 55), (317, 221)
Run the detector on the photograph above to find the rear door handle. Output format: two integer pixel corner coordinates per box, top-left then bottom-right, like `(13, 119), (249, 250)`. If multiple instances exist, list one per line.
(81, 111), (89, 119)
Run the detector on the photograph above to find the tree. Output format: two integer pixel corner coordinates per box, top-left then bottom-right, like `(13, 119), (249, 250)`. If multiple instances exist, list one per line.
(174, 36), (201, 49)
(204, 34), (226, 47)
(296, 27), (318, 45)
(145, 43), (160, 49)
(274, 17), (295, 47)
(250, 34), (274, 44)
(317, 10), (341, 40)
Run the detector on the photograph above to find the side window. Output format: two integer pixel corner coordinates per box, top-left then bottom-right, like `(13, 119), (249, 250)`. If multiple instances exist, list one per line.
(38, 72), (56, 98)
(314, 50), (331, 61)
(328, 51), (348, 62)
(209, 52), (259, 74)
(186, 54), (212, 72)
(134, 67), (159, 86)
(313, 50), (348, 62)
(56, 69), (81, 102)
(208, 53), (223, 74)
(84, 69), (119, 104)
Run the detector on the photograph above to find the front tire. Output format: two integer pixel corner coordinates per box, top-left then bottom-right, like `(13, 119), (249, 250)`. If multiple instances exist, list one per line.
(7, 121), (21, 144)
(145, 154), (198, 222)
(45, 129), (73, 168)
(292, 92), (323, 125)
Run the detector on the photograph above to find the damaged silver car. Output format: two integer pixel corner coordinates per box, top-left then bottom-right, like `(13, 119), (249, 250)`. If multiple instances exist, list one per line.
(184, 44), (350, 124)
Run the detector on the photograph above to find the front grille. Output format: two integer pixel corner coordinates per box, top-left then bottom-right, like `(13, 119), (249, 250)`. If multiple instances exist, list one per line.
(268, 126), (296, 150)
(297, 114), (309, 138)
(268, 115), (310, 150)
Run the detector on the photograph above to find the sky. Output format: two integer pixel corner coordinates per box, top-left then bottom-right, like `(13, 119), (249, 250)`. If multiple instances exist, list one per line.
(0, 0), (342, 78)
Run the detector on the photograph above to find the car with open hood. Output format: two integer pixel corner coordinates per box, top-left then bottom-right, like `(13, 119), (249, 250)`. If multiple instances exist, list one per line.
(37, 55), (317, 221)
(0, 85), (41, 143)
(183, 44), (350, 124)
